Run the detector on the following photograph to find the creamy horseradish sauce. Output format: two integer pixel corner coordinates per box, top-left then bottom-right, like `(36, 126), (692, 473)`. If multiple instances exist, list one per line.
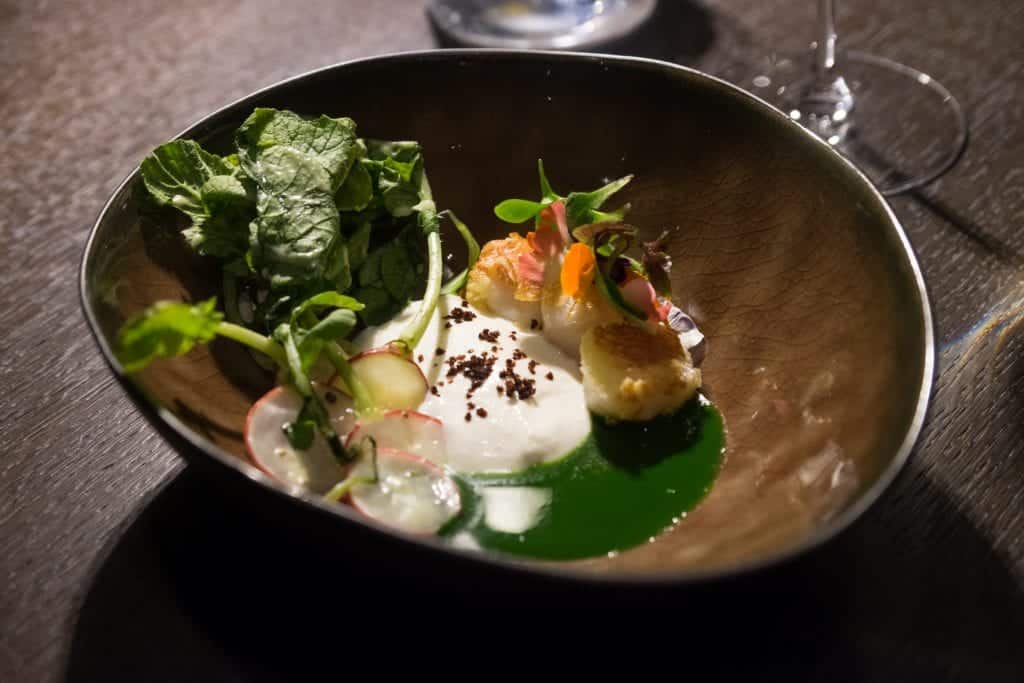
(356, 294), (590, 474)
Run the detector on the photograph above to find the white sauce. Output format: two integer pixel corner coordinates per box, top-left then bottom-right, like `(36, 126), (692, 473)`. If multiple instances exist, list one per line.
(481, 487), (552, 533)
(355, 295), (591, 473)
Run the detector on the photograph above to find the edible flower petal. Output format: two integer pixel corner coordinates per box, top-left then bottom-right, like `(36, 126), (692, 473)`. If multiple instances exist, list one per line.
(561, 242), (596, 298)
(537, 200), (570, 248)
(620, 275), (663, 321)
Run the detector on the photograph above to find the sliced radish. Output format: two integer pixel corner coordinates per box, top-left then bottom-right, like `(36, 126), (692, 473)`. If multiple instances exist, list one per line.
(345, 410), (446, 466)
(337, 348), (428, 410)
(348, 448), (461, 535)
(244, 385), (350, 494)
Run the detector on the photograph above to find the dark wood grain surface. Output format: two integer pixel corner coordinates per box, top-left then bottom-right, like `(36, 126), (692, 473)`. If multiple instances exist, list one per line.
(1, 1), (1022, 680)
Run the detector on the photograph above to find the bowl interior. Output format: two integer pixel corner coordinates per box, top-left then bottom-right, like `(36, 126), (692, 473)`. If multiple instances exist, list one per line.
(81, 51), (931, 578)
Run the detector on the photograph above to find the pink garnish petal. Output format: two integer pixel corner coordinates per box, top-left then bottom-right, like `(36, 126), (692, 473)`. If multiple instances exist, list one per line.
(537, 201), (570, 251)
(621, 277), (659, 319)
(517, 251), (545, 285)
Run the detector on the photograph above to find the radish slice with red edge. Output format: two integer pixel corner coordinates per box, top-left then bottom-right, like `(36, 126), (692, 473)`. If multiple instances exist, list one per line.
(348, 448), (461, 535)
(345, 410), (446, 466)
(245, 385), (354, 494)
(333, 348), (428, 411)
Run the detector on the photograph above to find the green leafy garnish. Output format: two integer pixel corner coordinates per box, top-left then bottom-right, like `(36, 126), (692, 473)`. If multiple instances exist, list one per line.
(494, 158), (632, 230)
(140, 141), (255, 259)
(494, 198), (544, 224)
(116, 298), (223, 373)
(564, 174), (633, 228)
(235, 108), (360, 192)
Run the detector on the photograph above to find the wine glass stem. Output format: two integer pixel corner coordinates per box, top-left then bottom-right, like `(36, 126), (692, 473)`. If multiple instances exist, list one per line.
(796, 0), (854, 132)
(814, 0), (839, 85)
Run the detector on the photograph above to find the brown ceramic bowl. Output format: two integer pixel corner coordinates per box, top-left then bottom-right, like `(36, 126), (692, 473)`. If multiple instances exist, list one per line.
(80, 50), (933, 586)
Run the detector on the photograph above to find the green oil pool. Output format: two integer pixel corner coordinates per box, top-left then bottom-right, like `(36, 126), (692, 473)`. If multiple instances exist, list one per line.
(441, 397), (725, 560)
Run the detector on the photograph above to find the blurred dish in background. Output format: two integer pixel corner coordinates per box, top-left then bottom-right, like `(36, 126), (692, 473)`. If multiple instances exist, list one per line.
(428, 0), (656, 49)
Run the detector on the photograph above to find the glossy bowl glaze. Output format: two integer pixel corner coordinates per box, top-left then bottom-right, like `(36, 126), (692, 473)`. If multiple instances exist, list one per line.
(80, 50), (932, 586)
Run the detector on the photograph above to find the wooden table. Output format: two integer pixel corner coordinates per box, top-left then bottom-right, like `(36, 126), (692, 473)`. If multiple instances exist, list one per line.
(2, 1), (1022, 679)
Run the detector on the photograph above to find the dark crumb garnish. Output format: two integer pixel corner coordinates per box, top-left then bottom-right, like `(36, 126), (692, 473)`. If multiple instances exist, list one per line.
(508, 331), (518, 341)
(444, 307), (477, 324)
(464, 412), (472, 422)
(479, 328), (500, 343)
(446, 352), (496, 396)
(417, 354), (424, 363)
(476, 408), (488, 418)
(497, 386), (504, 395)
(528, 360), (538, 374)
(467, 402), (475, 410)
(324, 391), (337, 404)
(512, 349), (526, 361)
(445, 322), (452, 329)
(461, 299), (469, 308)
(435, 348), (445, 356)
(504, 375), (537, 400)
(546, 371), (554, 381)
(491, 345), (499, 353)
(430, 386), (440, 396)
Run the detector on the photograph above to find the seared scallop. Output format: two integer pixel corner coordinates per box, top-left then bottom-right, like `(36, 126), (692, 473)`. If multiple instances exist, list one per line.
(580, 322), (701, 421)
(465, 233), (542, 326)
(540, 267), (624, 358)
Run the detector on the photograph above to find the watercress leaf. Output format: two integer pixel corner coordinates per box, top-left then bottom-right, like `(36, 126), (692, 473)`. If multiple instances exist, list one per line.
(335, 159), (373, 211)
(357, 247), (383, 287)
(352, 285), (399, 326)
(249, 146), (340, 290)
(564, 174), (633, 228)
(324, 239), (352, 293)
(140, 141), (255, 259)
(494, 198), (544, 224)
(346, 220), (372, 271)
(116, 298), (223, 373)
(290, 291), (364, 326)
(381, 179), (421, 217)
(440, 210), (481, 295)
(297, 309), (358, 361)
(141, 140), (232, 212)
(365, 139), (422, 163)
(380, 241), (415, 300)
(236, 108), (360, 191)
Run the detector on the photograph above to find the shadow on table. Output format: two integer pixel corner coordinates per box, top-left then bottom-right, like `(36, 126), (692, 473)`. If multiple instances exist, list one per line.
(63, 459), (1023, 681)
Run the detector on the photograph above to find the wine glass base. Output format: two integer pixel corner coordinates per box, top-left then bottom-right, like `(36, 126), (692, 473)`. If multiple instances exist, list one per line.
(428, 0), (657, 50)
(750, 51), (968, 196)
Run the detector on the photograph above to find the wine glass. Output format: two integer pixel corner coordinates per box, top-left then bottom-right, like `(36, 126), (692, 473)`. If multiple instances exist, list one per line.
(428, 0), (657, 50)
(751, 0), (967, 195)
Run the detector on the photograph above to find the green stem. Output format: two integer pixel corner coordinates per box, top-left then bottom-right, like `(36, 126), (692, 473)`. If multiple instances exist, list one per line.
(323, 474), (373, 503)
(439, 211), (480, 296)
(397, 229), (442, 354)
(214, 321), (286, 366)
(324, 342), (376, 416)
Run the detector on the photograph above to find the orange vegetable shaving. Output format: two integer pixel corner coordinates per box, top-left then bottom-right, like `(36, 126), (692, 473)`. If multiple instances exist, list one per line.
(561, 242), (596, 298)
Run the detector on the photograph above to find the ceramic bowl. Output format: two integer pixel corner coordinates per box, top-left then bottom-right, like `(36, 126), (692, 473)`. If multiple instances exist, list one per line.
(80, 50), (932, 586)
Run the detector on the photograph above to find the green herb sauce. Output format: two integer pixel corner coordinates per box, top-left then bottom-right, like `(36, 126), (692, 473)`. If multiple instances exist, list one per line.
(441, 397), (724, 560)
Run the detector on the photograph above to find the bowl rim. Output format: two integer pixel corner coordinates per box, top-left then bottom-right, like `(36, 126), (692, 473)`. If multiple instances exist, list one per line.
(79, 48), (935, 587)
